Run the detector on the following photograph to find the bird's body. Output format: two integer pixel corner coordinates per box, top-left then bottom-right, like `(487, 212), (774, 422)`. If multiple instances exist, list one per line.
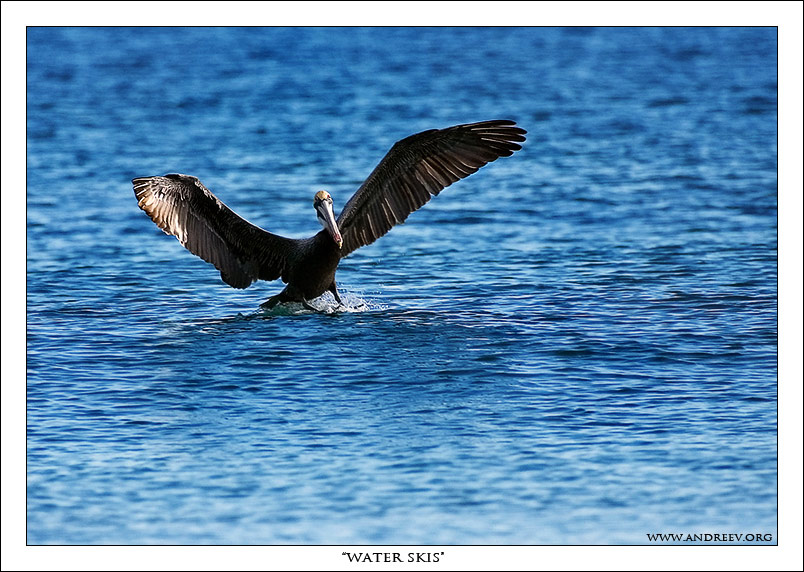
(133, 120), (526, 310)
(270, 232), (341, 305)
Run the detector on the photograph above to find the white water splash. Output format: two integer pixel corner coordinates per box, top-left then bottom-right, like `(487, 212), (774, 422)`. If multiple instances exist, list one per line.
(259, 290), (387, 316)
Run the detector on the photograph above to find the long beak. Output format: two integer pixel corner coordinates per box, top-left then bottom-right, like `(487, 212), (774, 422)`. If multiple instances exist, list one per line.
(317, 201), (343, 248)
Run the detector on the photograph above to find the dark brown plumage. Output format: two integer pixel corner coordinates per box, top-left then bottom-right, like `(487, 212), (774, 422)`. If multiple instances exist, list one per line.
(133, 119), (526, 309)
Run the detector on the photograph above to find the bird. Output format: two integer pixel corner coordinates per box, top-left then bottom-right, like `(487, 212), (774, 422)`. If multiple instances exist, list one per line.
(132, 119), (526, 311)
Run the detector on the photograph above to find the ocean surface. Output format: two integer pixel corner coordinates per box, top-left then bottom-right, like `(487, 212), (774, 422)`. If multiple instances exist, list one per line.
(26, 27), (777, 545)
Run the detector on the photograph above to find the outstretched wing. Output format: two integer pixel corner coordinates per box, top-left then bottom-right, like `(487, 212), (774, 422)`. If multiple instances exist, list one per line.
(336, 120), (526, 256)
(132, 174), (299, 288)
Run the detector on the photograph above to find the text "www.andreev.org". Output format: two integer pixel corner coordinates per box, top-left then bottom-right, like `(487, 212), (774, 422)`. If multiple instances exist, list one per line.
(647, 533), (774, 542)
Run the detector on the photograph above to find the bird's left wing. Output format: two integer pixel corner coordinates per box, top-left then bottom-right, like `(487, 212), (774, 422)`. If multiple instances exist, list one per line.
(336, 120), (526, 257)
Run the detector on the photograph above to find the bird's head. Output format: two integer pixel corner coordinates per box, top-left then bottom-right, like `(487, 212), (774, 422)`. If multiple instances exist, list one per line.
(314, 190), (342, 249)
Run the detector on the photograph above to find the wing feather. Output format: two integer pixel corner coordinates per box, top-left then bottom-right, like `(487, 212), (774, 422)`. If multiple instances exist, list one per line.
(132, 174), (298, 288)
(337, 120), (526, 256)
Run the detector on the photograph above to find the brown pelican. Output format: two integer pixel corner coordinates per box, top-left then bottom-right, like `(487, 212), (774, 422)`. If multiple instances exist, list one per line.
(132, 119), (526, 311)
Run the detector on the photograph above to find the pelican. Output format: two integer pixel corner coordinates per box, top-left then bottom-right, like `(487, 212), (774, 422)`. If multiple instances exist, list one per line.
(132, 119), (526, 310)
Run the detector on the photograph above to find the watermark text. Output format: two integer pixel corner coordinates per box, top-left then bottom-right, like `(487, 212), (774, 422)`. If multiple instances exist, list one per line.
(646, 532), (774, 543)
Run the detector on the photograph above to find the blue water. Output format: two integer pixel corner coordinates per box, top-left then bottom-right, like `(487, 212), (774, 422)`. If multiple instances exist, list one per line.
(26, 27), (777, 545)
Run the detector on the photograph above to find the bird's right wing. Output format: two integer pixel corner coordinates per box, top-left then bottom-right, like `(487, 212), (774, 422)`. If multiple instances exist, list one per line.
(132, 174), (298, 288)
